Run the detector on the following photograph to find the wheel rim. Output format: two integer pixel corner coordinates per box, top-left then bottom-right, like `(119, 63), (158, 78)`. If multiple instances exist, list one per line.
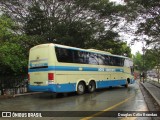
(78, 84), (84, 92)
(89, 85), (92, 89)
(89, 82), (95, 92)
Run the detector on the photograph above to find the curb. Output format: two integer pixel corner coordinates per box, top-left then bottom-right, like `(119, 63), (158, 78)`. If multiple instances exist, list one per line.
(0, 92), (43, 99)
(0, 95), (13, 99)
(14, 92), (43, 97)
(141, 82), (160, 107)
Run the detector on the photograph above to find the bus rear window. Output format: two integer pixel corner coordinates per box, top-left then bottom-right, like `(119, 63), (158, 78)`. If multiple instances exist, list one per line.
(29, 60), (48, 69)
(30, 66), (48, 69)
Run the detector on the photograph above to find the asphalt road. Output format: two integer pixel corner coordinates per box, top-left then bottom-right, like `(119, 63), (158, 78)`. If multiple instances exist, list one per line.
(0, 81), (152, 120)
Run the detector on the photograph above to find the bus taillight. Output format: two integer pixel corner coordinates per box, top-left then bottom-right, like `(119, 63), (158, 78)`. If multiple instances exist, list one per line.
(48, 73), (54, 80)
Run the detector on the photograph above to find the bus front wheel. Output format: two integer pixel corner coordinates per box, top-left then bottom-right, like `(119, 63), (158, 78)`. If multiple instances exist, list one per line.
(88, 81), (96, 93)
(77, 82), (85, 95)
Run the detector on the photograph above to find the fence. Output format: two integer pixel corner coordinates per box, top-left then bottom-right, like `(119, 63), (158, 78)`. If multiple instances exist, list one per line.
(0, 75), (28, 95)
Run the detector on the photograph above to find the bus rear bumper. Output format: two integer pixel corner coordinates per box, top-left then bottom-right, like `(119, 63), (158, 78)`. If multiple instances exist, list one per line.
(29, 84), (56, 92)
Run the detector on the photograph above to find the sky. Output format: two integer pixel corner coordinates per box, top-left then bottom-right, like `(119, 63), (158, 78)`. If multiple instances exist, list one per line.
(118, 32), (144, 55)
(130, 41), (143, 55)
(110, 0), (143, 55)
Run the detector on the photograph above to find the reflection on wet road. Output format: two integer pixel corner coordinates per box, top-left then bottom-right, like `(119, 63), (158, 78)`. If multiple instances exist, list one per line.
(0, 81), (151, 120)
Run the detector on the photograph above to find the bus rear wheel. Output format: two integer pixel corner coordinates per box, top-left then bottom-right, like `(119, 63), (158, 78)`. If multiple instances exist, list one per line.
(77, 82), (85, 95)
(88, 81), (96, 93)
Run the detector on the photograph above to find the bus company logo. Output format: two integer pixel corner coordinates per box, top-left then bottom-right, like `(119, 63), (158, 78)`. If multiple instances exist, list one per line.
(2, 112), (11, 117)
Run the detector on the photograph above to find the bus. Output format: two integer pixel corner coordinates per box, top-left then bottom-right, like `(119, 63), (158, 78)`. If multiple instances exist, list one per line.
(28, 43), (134, 94)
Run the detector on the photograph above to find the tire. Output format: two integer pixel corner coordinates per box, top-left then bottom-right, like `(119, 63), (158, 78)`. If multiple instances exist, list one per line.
(88, 81), (96, 93)
(77, 82), (85, 95)
(125, 81), (128, 88)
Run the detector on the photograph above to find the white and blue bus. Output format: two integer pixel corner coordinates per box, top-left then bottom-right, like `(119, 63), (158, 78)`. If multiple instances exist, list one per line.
(28, 43), (134, 94)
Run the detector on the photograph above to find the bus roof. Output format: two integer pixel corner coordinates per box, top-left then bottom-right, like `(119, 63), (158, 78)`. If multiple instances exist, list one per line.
(87, 49), (111, 55)
(33, 43), (129, 59)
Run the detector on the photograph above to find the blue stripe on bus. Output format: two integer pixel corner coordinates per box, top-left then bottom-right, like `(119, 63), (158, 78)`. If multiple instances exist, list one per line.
(29, 83), (76, 93)
(28, 66), (124, 73)
(97, 79), (126, 88)
(29, 79), (129, 93)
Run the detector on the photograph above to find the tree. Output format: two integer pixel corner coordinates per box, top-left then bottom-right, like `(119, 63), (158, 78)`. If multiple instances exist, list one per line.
(133, 46), (160, 82)
(0, 0), (131, 56)
(123, 0), (160, 45)
(0, 15), (28, 75)
(133, 52), (143, 72)
(0, 15), (14, 43)
(144, 46), (160, 82)
(0, 15), (29, 95)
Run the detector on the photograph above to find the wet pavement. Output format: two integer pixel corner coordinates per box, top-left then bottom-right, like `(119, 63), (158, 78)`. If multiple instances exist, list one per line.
(0, 81), (155, 120)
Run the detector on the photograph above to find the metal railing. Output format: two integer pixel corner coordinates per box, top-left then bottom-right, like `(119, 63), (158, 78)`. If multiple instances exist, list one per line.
(0, 75), (28, 95)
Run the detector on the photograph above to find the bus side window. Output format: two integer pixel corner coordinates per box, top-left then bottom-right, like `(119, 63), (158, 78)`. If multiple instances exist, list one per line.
(121, 58), (125, 66)
(72, 50), (80, 63)
(98, 54), (105, 65)
(88, 53), (99, 65)
(84, 52), (89, 64)
(104, 55), (110, 65)
(115, 57), (122, 66)
(55, 47), (74, 63)
(72, 50), (88, 64)
(82, 52), (89, 64)
(65, 49), (73, 63)
(114, 57), (118, 66)
(78, 51), (84, 63)
(109, 56), (114, 66)
(55, 47), (65, 62)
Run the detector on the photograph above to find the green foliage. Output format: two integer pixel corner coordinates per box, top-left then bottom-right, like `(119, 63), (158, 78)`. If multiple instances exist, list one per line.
(123, 0), (160, 73)
(0, 15), (28, 75)
(133, 52), (143, 71)
(133, 47), (160, 72)
(24, 2), (47, 36)
(0, 42), (27, 74)
(0, 0), (133, 76)
(93, 32), (132, 57)
(124, 0), (160, 45)
(23, 0), (104, 48)
(144, 50), (157, 69)
(0, 15), (14, 42)
(22, 0), (131, 55)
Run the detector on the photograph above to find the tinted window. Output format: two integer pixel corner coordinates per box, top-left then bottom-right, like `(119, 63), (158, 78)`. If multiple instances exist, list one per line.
(55, 47), (124, 66)
(55, 47), (73, 63)
(55, 47), (89, 64)
(75, 51), (89, 64)
(88, 53), (99, 65)
(108, 56), (124, 66)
